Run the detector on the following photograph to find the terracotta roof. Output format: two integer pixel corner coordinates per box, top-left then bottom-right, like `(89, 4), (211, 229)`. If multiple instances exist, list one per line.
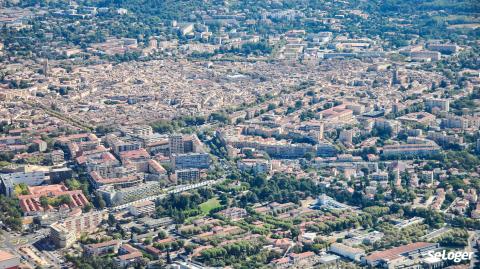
(148, 159), (166, 174)
(290, 251), (315, 259)
(365, 242), (437, 263)
(89, 171), (139, 185)
(272, 257), (290, 264)
(145, 245), (161, 255)
(120, 149), (150, 160)
(57, 133), (92, 142)
(18, 184), (89, 213)
(86, 240), (120, 249)
(118, 251), (142, 261)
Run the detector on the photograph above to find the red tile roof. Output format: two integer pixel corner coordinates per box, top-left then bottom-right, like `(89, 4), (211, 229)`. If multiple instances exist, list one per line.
(18, 184), (89, 213)
(365, 242), (437, 263)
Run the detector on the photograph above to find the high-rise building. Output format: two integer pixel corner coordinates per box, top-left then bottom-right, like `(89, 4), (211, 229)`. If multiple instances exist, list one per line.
(171, 153), (210, 170)
(339, 129), (354, 144)
(318, 122), (324, 140)
(50, 210), (106, 248)
(50, 223), (76, 248)
(391, 68), (400, 85)
(169, 134), (184, 155)
(175, 168), (201, 182)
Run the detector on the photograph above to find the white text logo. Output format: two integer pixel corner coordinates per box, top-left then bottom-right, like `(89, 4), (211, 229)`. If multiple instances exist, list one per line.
(427, 250), (474, 263)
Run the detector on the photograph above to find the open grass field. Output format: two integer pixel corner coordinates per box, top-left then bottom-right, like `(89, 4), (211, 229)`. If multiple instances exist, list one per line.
(199, 198), (221, 214)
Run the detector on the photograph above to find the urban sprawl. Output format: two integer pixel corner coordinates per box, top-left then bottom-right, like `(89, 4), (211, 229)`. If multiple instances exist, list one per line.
(0, 0), (479, 268)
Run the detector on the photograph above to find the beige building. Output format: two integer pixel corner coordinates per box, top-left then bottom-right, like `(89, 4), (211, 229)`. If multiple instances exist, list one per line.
(49, 210), (106, 248)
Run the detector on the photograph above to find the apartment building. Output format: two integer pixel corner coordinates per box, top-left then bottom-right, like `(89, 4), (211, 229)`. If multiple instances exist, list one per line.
(129, 200), (155, 216)
(218, 207), (248, 221)
(409, 50), (441, 61)
(98, 181), (164, 206)
(116, 244), (143, 268)
(382, 141), (440, 159)
(48, 150), (65, 164)
(61, 210), (105, 234)
(50, 210), (105, 248)
(84, 240), (120, 256)
(441, 116), (469, 129)
(339, 129), (354, 144)
(171, 153), (210, 170)
(426, 43), (458, 54)
(56, 133), (100, 158)
(237, 159), (272, 174)
(425, 98), (449, 112)
(174, 168), (201, 182)
(50, 222), (76, 248)
(427, 131), (463, 147)
(106, 134), (142, 156)
(120, 125), (153, 137)
(316, 194), (352, 210)
(89, 171), (142, 189)
(77, 150), (120, 176)
(169, 134), (184, 155)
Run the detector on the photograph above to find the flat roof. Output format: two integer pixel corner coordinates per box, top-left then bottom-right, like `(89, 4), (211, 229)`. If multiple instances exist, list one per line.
(0, 250), (16, 261)
(365, 242), (437, 262)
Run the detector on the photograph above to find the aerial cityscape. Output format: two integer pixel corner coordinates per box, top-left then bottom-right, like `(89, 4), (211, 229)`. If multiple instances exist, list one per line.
(0, 0), (479, 268)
